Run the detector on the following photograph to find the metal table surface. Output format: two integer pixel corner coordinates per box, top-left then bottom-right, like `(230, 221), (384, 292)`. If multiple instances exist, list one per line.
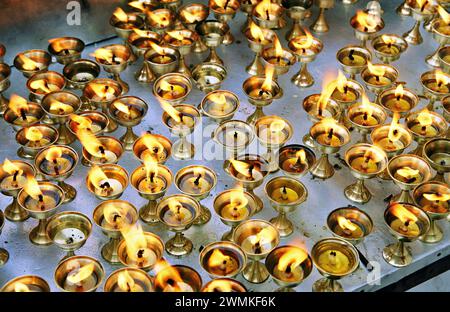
(0, 0), (448, 292)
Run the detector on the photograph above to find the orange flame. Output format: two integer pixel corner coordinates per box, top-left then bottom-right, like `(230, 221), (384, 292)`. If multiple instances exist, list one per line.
(149, 41), (169, 56)
(142, 134), (165, 158)
(114, 101), (131, 115)
(66, 262), (95, 284)
(391, 203), (418, 224)
(255, 0), (272, 19)
(133, 28), (154, 38)
(395, 84), (404, 99)
(69, 114), (93, 130)
(203, 279), (233, 292)
(92, 48), (114, 64)
(88, 166), (110, 191)
(147, 10), (170, 27)
(89, 83), (116, 100)
(29, 79), (57, 93)
(49, 99), (74, 115)
(154, 259), (186, 292)
(317, 73), (337, 116)
(166, 30), (185, 41)
(273, 35), (284, 59)
(103, 204), (127, 227)
(45, 146), (63, 163)
(360, 93), (374, 122)
(113, 7), (129, 23)
(207, 249), (232, 269)
(435, 69), (449, 87)
(336, 71), (348, 94)
(128, 1), (146, 12)
(277, 247), (308, 273)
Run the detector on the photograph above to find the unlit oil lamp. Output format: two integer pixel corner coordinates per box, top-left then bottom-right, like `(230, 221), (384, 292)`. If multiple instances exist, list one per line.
(179, 3), (210, 53)
(383, 202), (430, 267)
(0, 275), (50, 292)
(13, 49), (51, 78)
(3, 94), (45, 131)
(403, 0), (437, 45)
(147, 8), (175, 35)
(16, 124), (58, 159)
(360, 62), (399, 96)
(79, 133), (124, 167)
(41, 91), (81, 145)
(344, 143), (388, 204)
(265, 176), (307, 237)
(133, 133), (172, 164)
(423, 138), (450, 182)
(161, 102), (200, 160)
(92, 44), (132, 93)
(0, 62), (11, 116)
(157, 194), (200, 257)
(244, 21), (275, 76)
(48, 37), (85, 65)
(309, 118), (351, 180)
(200, 90), (240, 129)
(26, 71), (66, 106)
(420, 69), (450, 110)
(265, 245), (313, 292)
(377, 84), (419, 118)
(46, 211), (92, 260)
(288, 30), (323, 88)
(117, 224), (164, 271)
(110, 7), (145, 42)
(201, 278), (247, 292)
(242, 66), (282, 125)
(327, 206), (373, 245)
(153, 73), (191, 105)
(262, 35), (296, 81)
(199, 241), (247, 278)
(175, 165), (217, 225)
(387, 154), (432, 204)
(255, 116), (293, 173)
(336, 45), (371, 80)
(209, 0), (240, 45)
(283, 0), (313, 41)
(63, 59), (101, 90)
(213, 120), (255, 160)
(405, 108), (447, 156)
(86, 164), (129, 200)
(350, 10), (384, 49)
(213, 188), (257, 241)
(252, 0), (284, 30)
(35, 145), (79, 204)
(0, 210), (8, 267)
(153, 262), (203, 292)
(277, 144), (316, 178)
(93, 199), (139, 263)
(311, 237), (359, 292)
(18, 177), (64, 245)
(54, 256), (105, 292)
(371, 34), (408, 64)
(0, 159), (36, 222)
(233, 219), (280, 283)
(67, 111), (109, 137)
(104, 268), (154, 292)
(310, 0), (334, 33)
(192, 62), (228, 93)
(196, 20), (230, 65)
(163, 29), (199, 77)
(83, 78), (123, 133)
(128, 29), (161, 83)
(413, 181), (449, 243)
(347, 94), (387, 143)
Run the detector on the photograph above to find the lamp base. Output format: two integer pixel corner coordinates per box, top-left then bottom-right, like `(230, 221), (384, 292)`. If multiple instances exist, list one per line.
(420, 220), (443, 244)
(101, 238), (121, 264)
(17, 147), (34, 159)
(383, 241), (412, 267)
(139, 200), (159, 224)
(302, 133), (317, 149)
(344, 179), (372, 204)
(291, 63), (314, 88)
(166, 232), (193, 257)
(312, 278), (343, 292)
(194, 204), (211, 225)
(242, 260), (270, 284)
(246, 53), (265, 76)
(29, 219), (52, 246)
(270, 213), (294, 237)
(391, 190), (414, 204)
(5, 197), (29, 222)
(403, 21), (423, 45)
(120, 127), (138, 151)
(172, 138), (195, 160)
(135, 62), (155, 83)
(247, 106), (265, 126)
(310, 8), (329, 33)
(58, 181), (77, 204)
(310, 153), (334, 179)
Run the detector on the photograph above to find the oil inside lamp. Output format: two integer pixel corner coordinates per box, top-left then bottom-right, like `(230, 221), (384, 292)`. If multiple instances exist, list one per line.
(265, 36), (291, 66)
(229, 159), (264, 181)
(205, 92), (234, 116)
(351, 94), (378, 127)
(436, 5), (450, 35)
(332, 71), (357, 102)
(272, 247), (308, 282)
(270, 185), (299, 204)
(116, 270), (145, 292)
(385, 84), (411, 112)
(48, 38), (79, 56)
(258, 119), (288, 145)
(40, 146), (73, 176)
(158, 80), (186, 100)
(249, 66), (274, 100)
(22, 175), (56, 211)
(88, 166), (123, 197)
(63, 261), (97, 292)
(220, 189), (250, 221)
(140, 133), (167, 163)
(138, 156), (166, 193)
(17, 53), (43, 71)
(92, 48), (125, 65)
(315, 118), (342, 147)
(394, 166), (422, 184)
(389, 203), (420, 237)
(49, 99), (74, 115)
(89, 83), (116, 102)
(160, 101), (195, 129)
(342, 48), (367, 66)
(0, 159), (26, 190)
(421, 193), (450, 213)
(377, 35), (401, 55)
(69, 114), (100, 133)
(29, 79), (59, 94)
(334, 216), (364, 239)
(207, 249), (239, 276)
(366, 62), (390, 86)
(154, 260), (194, 292)
(24, 127), (50, 148)
(178, 167), (212, 194)
(121, 224), (157, 268)
(427, 70), (450, 93)
(149, 42), (176, 64)
(101, 205), (133, 230)
(350, 149), (382, 174)
(254, 0), (277, 21)
(317, 249), (351, 275)
(291, 30), (315, 56)
(147, 10), (171, 29)
(281, 149), (308, 173)
(162, 198), (194, 226)
(377, 113), (406, 151)
(166, 30), (193, 46)
(112, 7), (136, 29)
(241, 226), (277, 254)
(113, 101), (141, 121)
(411, 108), (438, 136)
(77, 130), (117, 163)
(8, 94), (37, 124)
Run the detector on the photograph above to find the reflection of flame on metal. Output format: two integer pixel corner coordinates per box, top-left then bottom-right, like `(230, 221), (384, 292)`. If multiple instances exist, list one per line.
(204, 279), (233, 292)
(381, 34), (396, 46)
(269, 119), (286, 133)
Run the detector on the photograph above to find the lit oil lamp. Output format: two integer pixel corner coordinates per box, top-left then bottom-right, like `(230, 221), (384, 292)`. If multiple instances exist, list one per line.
(196, 20), (230, 65)
(277, 144), (316, 178)
(438, 45), (450, 73)
(283, 0), (313, 41)
(110, 7), (145, 41)
(86, 164), (129, 200)
(93, 199), (139, 263)
(350, 10), (384, 49)
(344, 143), (388, 204)
(54, 256), (105, 292)
(371, 34), (408, 64)
(0, 276), (50, 292)
(309, 118), (351, 180)
(420, 69), (450, 110)
(347, 94), (387, 143)
(13, 49), (51, 78)
(200, 90), (240, 130)
(0, 210), (8, 267)
(175, 165), (217, 225)
(255, 116), (294, 173)
(310, 0), (334, 33)
(201, 278), (247, 292)
(144, 42), (180, 79)
(213, 120), (255, 160)
(146, 8), (175, 35)
(156, 194), (200, 257)
(0, 62), (11, 116)
(360, 62), (399, 96)
(133, 133), (172, 164)
(288, 30), (323, 88)
(15, 124), (59, 159)
(311, 237), (359, 292)
(442, 95), (450, 136)
(34, 145), (79, 204)
(240, 0), (258, 33)
(265, 245), (313, 292)
(41, 91), (81, 145)
(244, 21), (275, 76)
(265, 176), (307, 237)
(192, 62), (228, 93)
(262, 35), (296, 80)
(233, 219), (280, 283)
(199, 241), (247, 278)
(92, 44), (132, 93)
(83, 78), (123, 133)
(128, 29), (161, 83)
(383, 203), (431, 267)
(109, 96), (148, 150)
(405, 108), (447, 156)
(224, 154), (269, 213)
(327, 206), (373, 245)
(403, 0), (437, 45)
(67, 111), (109, 137)
(0, 159), (35, 222)
(423, 138), (450, 182)
(213, 189), (257, 241)
(117, 224), (164, 271)
(46, 211), (92, 261)
(209, 0), (240, 46)
(252, 0), (285, 30)
(48, 37), (85, 65)
(164, 29), (199, 77)
(26, 71), (66, 105)
(179, 3), (210, 53)
(336, 45), (371, 80)
(78, 131), (124, 167)
(153, 73), (191, 105)
(3, 94), (45, 131)
(63, 59), (101, 90)
(154, 262), (203, 292)
(387, 154), (432, 204)
(242, 66), (282, 125)
(17, 177), (64, 245)
(161, 103), (200, 160)
(104, 268), (154, 292)
(377, 84), (419, 118)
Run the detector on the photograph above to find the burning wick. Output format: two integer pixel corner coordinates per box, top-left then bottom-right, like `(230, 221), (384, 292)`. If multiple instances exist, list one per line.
(400, 219), (411, 233)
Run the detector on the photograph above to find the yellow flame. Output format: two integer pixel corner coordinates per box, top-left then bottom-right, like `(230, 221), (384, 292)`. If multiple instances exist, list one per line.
(128, 1), (146, 12)
(317, 73), (337, 116)
(292, 30), (313, 50)
(438, 5), (450, 24)
(76, 129), (105, 158)
(230, 189), (248, 209)
(337, 216), (358, 232)
(29, 79), (53, 93)
(45, 146), (63, 163)
(141, 133), (165, 158)
(261, 65), (274, 92)
(159, 100), (181, 123)
(248, 227), (276, 248)
(397, 166), (420, 179)
(89, 83), (116, 99)
(69, 114), (93, 130)
(121, 224), (149, 263)
(14, 282), (30, 292)
(92, 48), (114, 63)
(381, 35), (396, 46)
(207, 249), (232, 269)
(423, 193), (450, 201)
(114, 101), (131, 115)
(296, 149), (306, 164)
(277, 247), (308, 273)
(417, 108), (433, 127)
(8, 94), (29, 117)
(49, 99), (73, 115)
(149, 41), (169, 56)
(25, 127), (44, 142)
(66, 262), (95, 284)
(391, 203), (418, 224)
(367, 62), (386, 77)
(388, 113), (402, 143)
(154, 259), (185, 291)
(273, 35), (283, 59)
(133, 28), (154, 38)
(229, 159), (252, 178)
(255, 0), (272, 19)
(117, 270), (136, 291)
(17, 54), (40, 71)
(147, 10), (170, 27)
(360, 93), (374, 121)
(23, 175), (42, 201)
(395, 84), (404, 99)
(166, 30), (185, 41)
(103, 205), (127, 227)
(3, 158), (23, 176)
(88, 166), (109, 191)
(249, 21), (265, 42)
(143, 154), (159, 182)
(182, 10), (201, 23)
(269, 119), (286, 133)
(113, 7), (129, 23)
(336, 71), (348, 94)
(355, 10), (378, 32)
(168, 198), (186, 219)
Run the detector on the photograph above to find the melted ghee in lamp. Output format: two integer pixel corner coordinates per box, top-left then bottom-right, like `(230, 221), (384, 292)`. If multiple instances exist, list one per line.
(116, 107), (141, 121)
(376, 137), (405, 152)
(167, 114), (195, 128)
(54, 228), (86, 245)
(167, 38), (193, 47)
(150, 54), (175, 64)
(72, 122), (102, 134)
(162, 204), (193, 226)
(366, 75), (391, 86)
(258, 127), (288, 145)
(63, 267), (97, 292)
(100, 211), (133, 230)
(270, 186), (299, 204)
(31, 82), (60, 94)
(266, 56), (290, 66)
(393, 167), (422, 184)
(248, 87), (273, 100)
(429, 152), (450, 167)
(178, 172), (212, 195)
(342, 50), (366, 66)
(350, 156), (379, 174)
(273, 261), (304, 283)
(376, 44), (400, 55)
(89, 150), (118, 164)
(0, 174), (27, 191)
(127, 248), (157, 268)
(207, 250), (239, 276)
(333, 220), (364, 239)
(113, 274), (145, 292)
(410, 123), (438, 137)
(141, 149), (167, 164)
(241, 233), (274, 254)
(351, 112), (379, 127)
(332, 88), (357, 102)
(158, 83), (186, 100)
(220, 202), (250, 221)
(419, 196), (449, 214)
(281, 157), (308, 174)
(138, 176), (166, 193)
(426, 80), (450, 93)
(223, 130), (250, 148)
(315, 130), (342, 147)
(390, 218), (420, 237)
(13, 115), (38, 126)
(24, 193), (57, 211)
(384, 97), (411, 112)
(317, 250), (351, 275)
(196, 73), (222, 86)
(232, 166), (264, 182)
(39, 155), (74, 175)
(94, 178), (123, 197)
